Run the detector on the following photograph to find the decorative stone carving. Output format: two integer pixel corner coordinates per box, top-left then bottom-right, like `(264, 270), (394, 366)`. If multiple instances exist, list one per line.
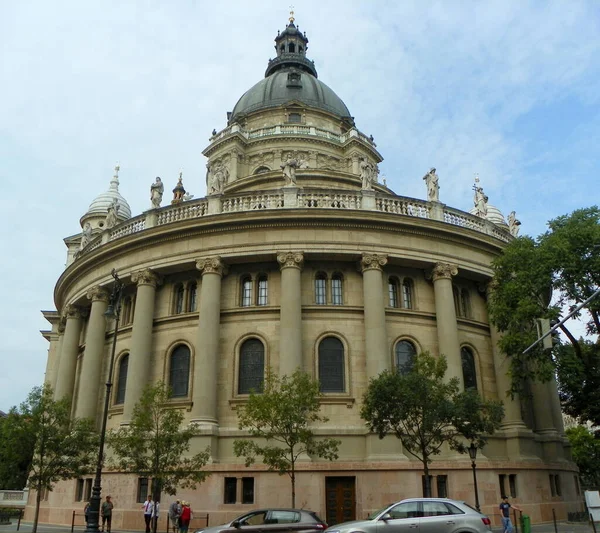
(131, 268), (162, 288)
(430, 262), (458, 282)
(277, 251), (304, 270)
(360, 253), (388, 272)
(281, 154), (299, 186)
(172, 172), (186, 204)
(508, 210), (521, 237)
(473, 176), (488, 218)
(150, 177), (164, 209)
(207, 161), (229, 195)
(423, 167), (440, 202)
(57, 316), (67, 334)
(360, 158), (376, 190)
(104, 198), (120, 229)
(79, 223), (93, 251)
(86, 286), (110, 302)
(63, 304), (85, 320)
(196, 256), (228, 276)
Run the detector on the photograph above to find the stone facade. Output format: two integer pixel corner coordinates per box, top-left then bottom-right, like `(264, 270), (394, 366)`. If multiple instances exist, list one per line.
(30, 16), (580, 531)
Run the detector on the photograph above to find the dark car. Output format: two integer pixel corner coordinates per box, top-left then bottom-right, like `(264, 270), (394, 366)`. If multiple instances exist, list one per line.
(324, 498), (491, 533)
(194, 508), (328, 533)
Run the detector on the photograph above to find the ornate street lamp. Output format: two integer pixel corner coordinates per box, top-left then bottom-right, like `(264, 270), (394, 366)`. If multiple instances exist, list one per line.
(85, 269), (123, 532)
(468, 442), (481, 512)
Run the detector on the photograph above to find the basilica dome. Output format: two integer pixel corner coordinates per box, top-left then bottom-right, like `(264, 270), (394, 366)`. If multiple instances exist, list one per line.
(83, 168), (131, 221)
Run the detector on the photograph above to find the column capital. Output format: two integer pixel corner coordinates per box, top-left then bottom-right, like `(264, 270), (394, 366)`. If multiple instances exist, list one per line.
(63, 304), (85, 320)
(429, 262), (458, 282)
(131, 268), (162, 288)
(58, 316), (67, 334)
(360, 253), (388, 273)
(196, 256), (228, 277)
(277, 251), (304, 270)
(86, 285), (110, 303)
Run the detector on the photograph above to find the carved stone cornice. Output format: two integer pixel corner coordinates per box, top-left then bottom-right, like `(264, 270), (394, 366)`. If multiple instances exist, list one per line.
(86, 285), (110, 303)
(195, 256), (228, 277)
(277, 251), (304, 270)
(63, 304), (85, 320)
(359, 253), (387, 273)
(131, 268), (162, 288)
(430, 262), (458, 282)
(58, 316), (67, 334)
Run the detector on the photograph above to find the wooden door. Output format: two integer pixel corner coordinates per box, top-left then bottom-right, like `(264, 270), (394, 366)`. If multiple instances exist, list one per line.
(325, 477), (356, 526)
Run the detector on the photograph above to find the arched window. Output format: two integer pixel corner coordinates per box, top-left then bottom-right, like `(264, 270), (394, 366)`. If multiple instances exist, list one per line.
(453, 286), (461, 316)
(460, 289), (471, 318)
(115, 353), (129, 405)
(241, 276), (253, 307)
(254, 166), (270, 174)
(402, 278), (413, 309)
(331, 274), (343, 305)
(238, 339), (265, 394)
(188, 282), (197, 313)
(315, 273), (327, 305)
(169, 345), (190, 398)
(288, 43), (295, 53)
(318, 337), (345, 393)
(174, 284), (184, 314)
(388, 278), (399, 308)
(395, 340), (417, 374)
(461, 347), (477, 390)
(257, 275), (268, 306)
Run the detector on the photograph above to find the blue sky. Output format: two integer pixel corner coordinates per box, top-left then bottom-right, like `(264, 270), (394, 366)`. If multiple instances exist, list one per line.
(0, 1), (599, 411)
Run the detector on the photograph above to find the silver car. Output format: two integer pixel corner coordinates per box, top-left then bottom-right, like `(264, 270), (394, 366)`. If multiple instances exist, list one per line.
(325, 498), (491, 533)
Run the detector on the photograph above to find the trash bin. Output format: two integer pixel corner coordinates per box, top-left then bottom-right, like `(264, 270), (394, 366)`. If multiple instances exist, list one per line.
(520, 514), (531, 533)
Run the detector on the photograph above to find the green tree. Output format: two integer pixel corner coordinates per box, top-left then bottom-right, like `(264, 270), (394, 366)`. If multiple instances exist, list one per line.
(361, 352), (503, 497)
(0, 411), (36, 490)
(107, 382), (210, 532)
(13, 385), (98, 533)
(488, 206), (600, 423)
(233, 369), (340, 507)
(565, 425), (600, 489)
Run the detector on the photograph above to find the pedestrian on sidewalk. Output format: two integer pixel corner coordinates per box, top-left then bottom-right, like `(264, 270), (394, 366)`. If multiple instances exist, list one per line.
(169, 499), (181, 533)
(499, 496), (521, 533)
(142, 494), (154, 533)
(101, 495), (114, 532)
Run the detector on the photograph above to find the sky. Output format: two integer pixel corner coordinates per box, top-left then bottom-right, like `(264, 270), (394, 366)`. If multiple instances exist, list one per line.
(0, 1), (599, 412)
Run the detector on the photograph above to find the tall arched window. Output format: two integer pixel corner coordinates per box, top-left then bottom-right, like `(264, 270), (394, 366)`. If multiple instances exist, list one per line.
(174, 284), (185, 314)
(238, 339), (265, 394)
(257, 275), (268, 306)
(331, 274), (343, 305)
(115, 353), (129, 405)
(241, 276), (253, 307)
(395, 340), (417, 374)
(460, 289), (471, 318)
(188, 282), (197, 313)
(318, 337), (345, 393)
(315, 273), (327, 305)
(388, 278), (399, 308)
(402, 278), (414, 309)
(461, 347), (477, 390)
(169, 345), (190, 398)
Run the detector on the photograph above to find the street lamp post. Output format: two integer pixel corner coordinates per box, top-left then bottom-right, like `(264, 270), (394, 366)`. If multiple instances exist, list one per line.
(468, 442), (481, 512)
(85, 269), (123, 533)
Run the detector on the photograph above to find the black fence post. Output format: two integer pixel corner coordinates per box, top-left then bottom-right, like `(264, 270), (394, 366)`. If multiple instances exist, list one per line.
(17, 509), (23, 531)
(513, 509), (519, 533)
(552, 508), (558, 533)
(591, 514), (597, 533)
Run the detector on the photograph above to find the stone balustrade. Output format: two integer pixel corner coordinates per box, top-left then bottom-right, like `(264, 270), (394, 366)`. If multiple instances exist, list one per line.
(77, 189), (511, 259)
(0, 489), (29, 508)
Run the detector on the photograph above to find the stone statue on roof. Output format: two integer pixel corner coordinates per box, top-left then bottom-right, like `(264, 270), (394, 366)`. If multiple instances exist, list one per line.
(281, 154), (299, 186)
(508, 210), (521, 237)
(150, 177), (164, 208)
(423, 167), (440, 202)
(105, 198), (120, 229)
(360, 158), (375, 191)
(473, 176), (488, 218)
(208, 161), (229, 194)
(80, 222), (92, 251)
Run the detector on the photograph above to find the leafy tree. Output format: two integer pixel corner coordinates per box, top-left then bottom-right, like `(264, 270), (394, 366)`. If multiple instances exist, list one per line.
(233, 369), (340, 507)
(488, 206), (600, 423)
(107, 382), (210, 532)
(0, 411), (36, 490)
(565, 425), (600, 489)
(10, 385), (98, 533)
(361, 352), (503, 497)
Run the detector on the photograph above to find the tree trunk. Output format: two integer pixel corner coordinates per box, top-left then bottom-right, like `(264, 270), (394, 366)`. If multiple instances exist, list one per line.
(152, 478), (162, 533)
(291, 460), (296, 508)
(423, 458), (432, 497)
(32, 482), (42, 533)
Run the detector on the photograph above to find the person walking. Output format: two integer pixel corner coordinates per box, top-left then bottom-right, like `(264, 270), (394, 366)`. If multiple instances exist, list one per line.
(101, 495), (114, 533)
(179, 501), (192, 533)
(84, 501), (90, 527)
(499, 496), (521, 533)
(169, 499), (181, 533)
(143, 494), (154, 533)
(152, 499), (160, 533)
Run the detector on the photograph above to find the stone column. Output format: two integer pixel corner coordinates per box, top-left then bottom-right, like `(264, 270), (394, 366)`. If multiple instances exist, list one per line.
(531, 381), (558, 435)
(360, 253), (389, 378)
(229, 149), (239, 181)
(277, 252), (304, 375)
(75, 286), (110, 421)
(190, 256), (227, 426)
(54, 305), (84, 402)
(45, 318), (66, 390)
(547, 379), (565, 435)
(122, 269), (161, 424)
(430, 262), (463, 386)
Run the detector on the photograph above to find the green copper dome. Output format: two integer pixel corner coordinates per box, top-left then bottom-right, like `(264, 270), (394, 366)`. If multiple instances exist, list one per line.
(229, 18), (353, 123)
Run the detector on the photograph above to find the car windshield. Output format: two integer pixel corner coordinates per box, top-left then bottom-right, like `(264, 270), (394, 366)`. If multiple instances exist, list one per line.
(367, 506), (392, 520)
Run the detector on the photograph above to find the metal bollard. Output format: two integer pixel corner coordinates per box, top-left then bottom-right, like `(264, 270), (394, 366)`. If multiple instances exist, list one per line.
(552, 508), (558, 533)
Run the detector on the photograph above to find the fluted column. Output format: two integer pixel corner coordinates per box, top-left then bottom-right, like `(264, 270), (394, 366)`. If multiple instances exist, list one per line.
(277, 252), (304, 375)
(75, 287), (110, 421)
(430, 262), (463, 386)
(530, 380), (558, 435)
(360, 253), (389, 378)
(54, 305), (84, 403)
(122, 269), (161, 423)
(46, 318), (66, 390)
(190, 256), (227, 426)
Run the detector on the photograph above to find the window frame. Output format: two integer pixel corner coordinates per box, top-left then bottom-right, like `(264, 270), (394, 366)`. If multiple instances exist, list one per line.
(315, 273), (327, 305)
(331, 273), (343, 305)
(238, 338), (266, 395)
(395, 339), (417, 374)
(460, 346), (478, 390)
(169, 344), (191, 398)
(115, 352), (129, 405)
(402, 278), (414, 309)
(388, 277), (400, 308)
(241, 276), (253, 307)
(318, 336), (346, 393)
(257, 274), (268, 306)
